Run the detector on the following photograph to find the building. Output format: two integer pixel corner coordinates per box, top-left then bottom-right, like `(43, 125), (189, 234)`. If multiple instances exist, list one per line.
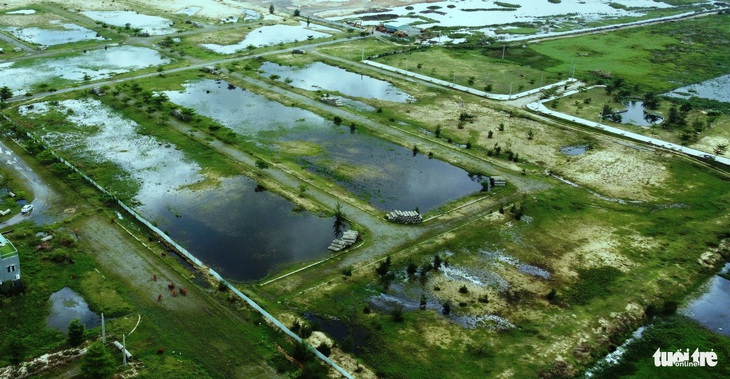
(0, 233), (20, 286)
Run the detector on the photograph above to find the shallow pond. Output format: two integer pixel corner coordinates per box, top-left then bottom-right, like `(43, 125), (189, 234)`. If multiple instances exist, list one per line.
(618, 101), (662, 127)
(164, 79), (483, 212)
(201, 22), (332, 53)
(664, 74), (730, 103)
(6, 9), (36, 15)
(683, 263), (730, 337)
(46, 287), (100, 333)
(176, 6), (201, 17)
(81, 11), (176, 35)
(286, 127), (482, 212)
(560, 145), (588, 156)
(331, 0), (671, 28)
(2, 21), (104, 46)
(22, 99), (333, 282)
(259, 61), (415, 103)
(0, 45), (171, 94)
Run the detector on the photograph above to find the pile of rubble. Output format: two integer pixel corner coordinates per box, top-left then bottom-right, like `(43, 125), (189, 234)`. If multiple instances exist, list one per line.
(328, 230), (359, 251)
(385, 210), (422, 224)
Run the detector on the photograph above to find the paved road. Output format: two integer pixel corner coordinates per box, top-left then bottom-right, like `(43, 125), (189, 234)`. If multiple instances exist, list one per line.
(0, 137), (62, 228)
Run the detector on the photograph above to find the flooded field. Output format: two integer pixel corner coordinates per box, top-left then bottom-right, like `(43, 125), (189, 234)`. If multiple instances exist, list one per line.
(81, 11), (176, 35)
(259, 61), (416, 103)
(201, 22), (332, 53)
(330, 0), (673, 29)
(21, 99), (333, 282)
(664, 74), (730, 103)
(165, 79), (481, 212)
(1, 21), (104, 45)
(46, 287), (100, 332)
(0, 45), (170, 94)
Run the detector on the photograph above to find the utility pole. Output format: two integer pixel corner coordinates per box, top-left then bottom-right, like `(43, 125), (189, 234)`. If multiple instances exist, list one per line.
(502, 45), (506, 60)
(361, 46), (364, 61)
(509, 82), (513, 99)
(101, 313), (106, 344)
(123, 334), (127, 367)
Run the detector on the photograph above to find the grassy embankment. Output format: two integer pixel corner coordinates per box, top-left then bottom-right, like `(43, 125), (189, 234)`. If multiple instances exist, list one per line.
(262, 156), (730, 378)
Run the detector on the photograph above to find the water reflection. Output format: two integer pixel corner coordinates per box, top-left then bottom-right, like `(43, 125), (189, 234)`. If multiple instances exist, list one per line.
(2, 22), (104, 45)
(259, 61), (415, 103)
(46, 287), (100, 332)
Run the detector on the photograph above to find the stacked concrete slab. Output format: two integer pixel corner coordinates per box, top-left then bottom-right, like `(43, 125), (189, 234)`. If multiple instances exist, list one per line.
(328, 230), (359, 251)
(385, 210), (422, 224)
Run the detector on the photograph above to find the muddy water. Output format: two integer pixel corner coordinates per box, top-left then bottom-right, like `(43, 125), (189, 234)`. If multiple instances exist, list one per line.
(46, 287), (100, 332)
(259, 61), (415, 103)
(165, 79), (482, 212)
(22, 99), (333, 282)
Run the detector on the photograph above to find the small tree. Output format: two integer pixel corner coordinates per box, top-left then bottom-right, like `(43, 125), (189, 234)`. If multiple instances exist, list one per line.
(406, 262), (418, 276)
(255, 159), (269, 170)
(434, 124), (442, 138)
(67, 319), (85, 347)
(294, 9), (301, 17)
(391, 304), (405, 322)
(527, 130), (535, 140)
(269, 4), (274, 14)
(433, 255), (442, 270)
(5, 337), (26, 365)
(81, 342), (115, 379)
(487, 130), (493, 138)
(714, 144), (727, 156)
(442, 300), (452, 315)
(0, 86), (13, 102)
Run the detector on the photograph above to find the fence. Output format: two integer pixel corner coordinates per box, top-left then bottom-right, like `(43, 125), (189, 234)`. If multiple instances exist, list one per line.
(3, 115), (353, 378)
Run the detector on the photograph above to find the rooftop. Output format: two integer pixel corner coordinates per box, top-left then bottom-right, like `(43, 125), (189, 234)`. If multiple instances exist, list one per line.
(0, 234), (18, 259)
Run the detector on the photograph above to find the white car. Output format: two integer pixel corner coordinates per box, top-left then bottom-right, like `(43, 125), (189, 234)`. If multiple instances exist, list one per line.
(21, 204), (33, 214)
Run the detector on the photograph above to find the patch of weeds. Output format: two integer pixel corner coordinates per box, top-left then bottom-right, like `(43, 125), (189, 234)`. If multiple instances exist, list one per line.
(567, 266), (623, 305)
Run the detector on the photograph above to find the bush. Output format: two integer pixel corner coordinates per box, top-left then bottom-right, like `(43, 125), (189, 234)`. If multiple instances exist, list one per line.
(67, 319), (85, 347)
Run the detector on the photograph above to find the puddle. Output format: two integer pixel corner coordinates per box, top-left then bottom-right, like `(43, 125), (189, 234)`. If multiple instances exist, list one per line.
(440, 265), (510, 291)
(560, 145), (588, 156)
(6, 9), (37, 15)
(481, 248), (551, 279)
(22, 98), (333, 282)
(164, 79), (482, 212)
(46, 287), (100, 332)
(303, 313), (371, 355)
(259, 61), (416, 103)
(331, 0), (672, 28)
(617, 101), (662, 127)
(683, 263), (730, 337)
(0, 45), (171, 95)
(176, 6), (201, 16)
(201, 22), (332, 53)
(242, 9), (261, 21)
(81, 11), (176, 35)
(664, 74), (730, 103)
(2, 22), (105, 46)
(368, 282), (514, 330)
